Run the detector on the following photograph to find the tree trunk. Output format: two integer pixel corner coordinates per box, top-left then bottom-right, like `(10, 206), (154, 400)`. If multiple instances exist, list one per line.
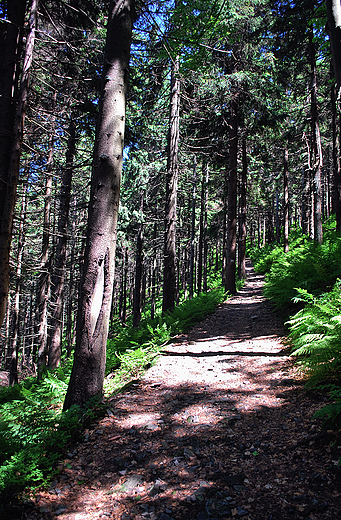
(121, 247), (129, 325)
(309, 27), (323, 244)
(48, 119), (75, 365)
(0, 0), (32, 327)
(48, 119), (76, 368)
(198, 162), (205, 294)
(222, 183), (227, 286)
(37, 92), (55, 379)
(9, 177), (28, 385)
(66, 197), (77, 357)
(189, 157), (196, 299)
(163, 56), (180, 313)
(301, 167), (309, 235)
(331, 80), (341, 232)
(133, 194), (144, 327)
(326, 0), (341, 93)
(64, 0), (134, 410)
(326, 0), (341, 232)
(151, 220), (157, 320)
(238, 136), (247, 279)
(225, 92), (238, 295)
(283, 146), (289, 253)
(203, 163), (209, 292)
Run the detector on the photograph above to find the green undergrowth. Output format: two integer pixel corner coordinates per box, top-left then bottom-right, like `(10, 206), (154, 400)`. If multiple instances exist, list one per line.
(0, 287), (226, 502)
(249, 223), (341, 432)
(0, 370), (100, 505)
(250, 226), (341, 311)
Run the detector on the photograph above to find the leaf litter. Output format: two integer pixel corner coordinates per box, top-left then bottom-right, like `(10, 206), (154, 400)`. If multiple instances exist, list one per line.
(23, 261), (341, 520)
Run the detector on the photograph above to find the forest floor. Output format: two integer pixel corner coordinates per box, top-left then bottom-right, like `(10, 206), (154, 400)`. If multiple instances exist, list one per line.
(22, 261), (341, 520)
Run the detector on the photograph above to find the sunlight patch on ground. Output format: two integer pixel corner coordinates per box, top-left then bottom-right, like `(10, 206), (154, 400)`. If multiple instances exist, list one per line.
(116, 412), (161, 429)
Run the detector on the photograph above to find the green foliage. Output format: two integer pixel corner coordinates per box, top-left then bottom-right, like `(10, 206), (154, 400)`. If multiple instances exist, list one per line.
(288, 280), (341, 384)
(249, 229), (341, 310)
(313, 385), (341, 430)
(0, 373), (89, 498)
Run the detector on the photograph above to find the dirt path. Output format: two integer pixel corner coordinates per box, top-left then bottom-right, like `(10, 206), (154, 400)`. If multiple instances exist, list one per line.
(24, 262), (341, 520)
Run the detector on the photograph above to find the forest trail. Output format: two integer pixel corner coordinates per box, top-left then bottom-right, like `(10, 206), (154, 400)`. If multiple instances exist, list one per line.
(24, 262), (341, 520)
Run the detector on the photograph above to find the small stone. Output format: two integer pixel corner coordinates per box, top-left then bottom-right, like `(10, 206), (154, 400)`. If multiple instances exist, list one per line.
(121, 474), (143, 493)
(225, 473), (247, 486)
(184, 448), (195, 458)
(146, 423), (158, 431)
(158, 514), (174, 520)
(55, 506), (67, 515)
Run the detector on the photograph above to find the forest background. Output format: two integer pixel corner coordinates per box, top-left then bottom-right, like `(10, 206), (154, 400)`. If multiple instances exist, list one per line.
(2, 0), (341, 501)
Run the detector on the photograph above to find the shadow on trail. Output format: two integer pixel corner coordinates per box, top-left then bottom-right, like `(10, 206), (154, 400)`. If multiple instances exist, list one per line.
(163, 350), (287, 358)
(20, 379), (341, 520)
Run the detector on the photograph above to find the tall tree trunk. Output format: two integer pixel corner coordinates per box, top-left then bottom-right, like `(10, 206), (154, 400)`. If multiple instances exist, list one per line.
(151, 220), (157, 320)
(3, 295), (11, 368)
(64, 0), (134, 410)
(309, 27), (323, 244)
(238, 136), (247, 279)
(48, 119), (76, 368)
(326, 0), (341, 231)
(0, 0), (33, 327)
(9, 177), (28, 385)
(283, 146), (289, 253)
(331, 80), (341, 231)
(326, 0), (341, 93)
(189, 157), (196, 299)
(66, 197), (77, 357)
(225, 92), (238, 295)
(198, 162), (205, 294)
(36, 92), (55, 378)
(275, 194), (280, 243)
(203, 163), (209, 292)
(301, 167), (309, 235)
(133, 194), (144, 327)
(222, 184), (227, 286)
(163, 56), (180, 313)
(121, 247), (129, 325)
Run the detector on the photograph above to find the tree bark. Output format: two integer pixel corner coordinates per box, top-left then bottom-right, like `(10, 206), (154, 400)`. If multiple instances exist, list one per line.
(326, 0), (341, 92)
(133, 194), (144, 327)
(49, 119), (76, 368)
(238, 136), (247, 279)
(151, 219), (157, 319)
(189, 157), (196, 299)
(225, 92), (238, 295)
(9, 177), (28, 385)
(203, 163), (209, 292)
(331, 77), (341, 232)
(198, 162), (205, 294)
(326, 0), (341, 232)
(163, 55), (180, 313)
(64, 0), (134, 410)
(37, 91), (55, 379)
(0, 0), (30, 327)
(309, 27), (323, 244)
(283, 146), (289, 253)
(66, 197), (77, 357)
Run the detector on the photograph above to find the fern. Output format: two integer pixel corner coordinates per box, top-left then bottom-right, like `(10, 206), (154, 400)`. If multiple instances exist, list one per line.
(288, 280), (341, 385)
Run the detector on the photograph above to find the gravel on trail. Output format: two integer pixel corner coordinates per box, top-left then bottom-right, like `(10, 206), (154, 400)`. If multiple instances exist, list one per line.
(21, 261), (341, 520)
